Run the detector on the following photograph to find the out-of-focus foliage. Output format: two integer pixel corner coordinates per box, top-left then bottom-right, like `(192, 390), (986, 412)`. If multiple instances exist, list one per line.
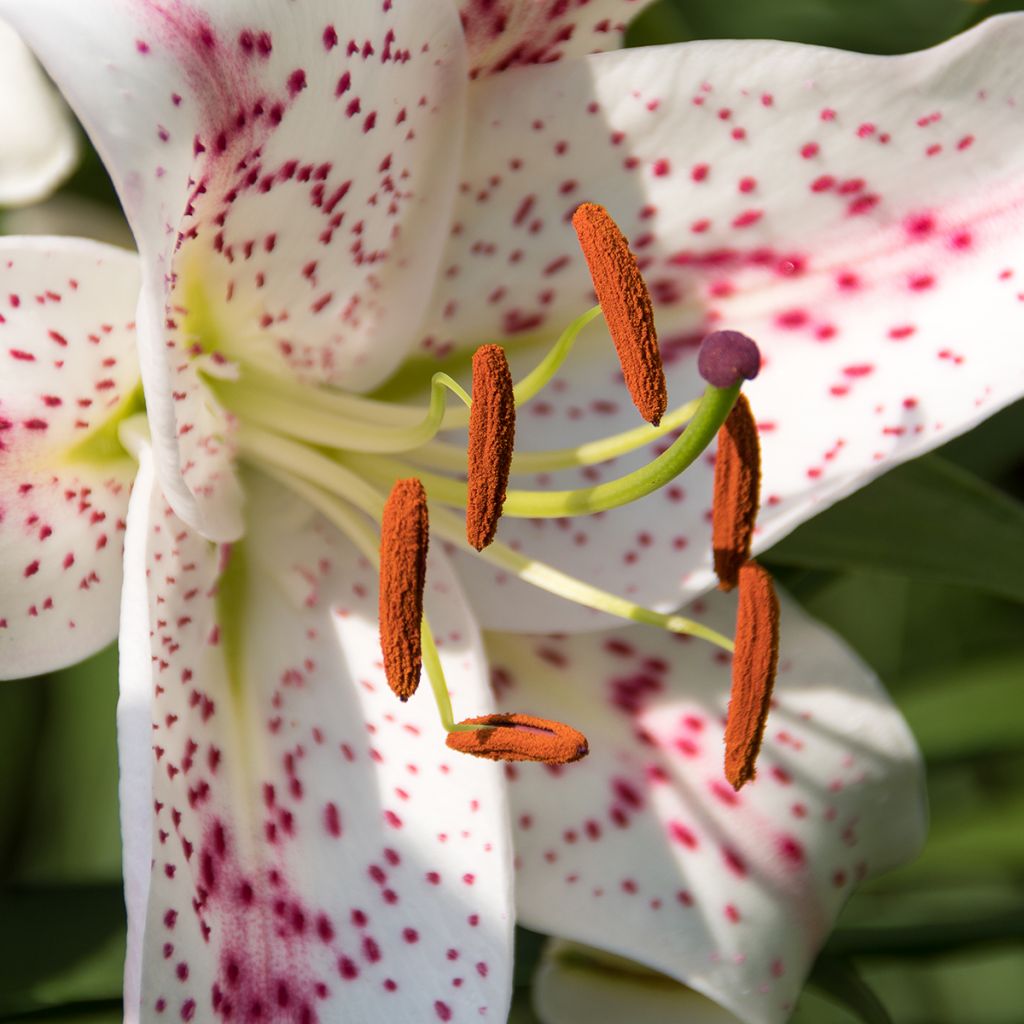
(629, 0), (975, 53)
(0, 651), (124, 1021)
(769, 456), (1024, 602)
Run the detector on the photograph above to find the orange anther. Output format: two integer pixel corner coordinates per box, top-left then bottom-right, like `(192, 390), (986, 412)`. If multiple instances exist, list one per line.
(446, 712), (589, 765)
(712, 393), (761, 591)
(724, 561), (780, 790)
(466, 344), (516, 550)
(572, 202), (667, 426)
(379, 478), (429, 700)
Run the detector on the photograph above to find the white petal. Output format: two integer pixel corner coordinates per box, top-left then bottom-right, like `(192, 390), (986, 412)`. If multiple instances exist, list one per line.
(0, 20), (77, 206)
(460, 0), (655, 77)
(534, 940), (742, 1024)
(117, 459), (513, 1022)
(486, 589), (925, 1024)
(422, 18), (1024, 630)
(0, 237), (139, 679)
(2, 0), (468, 541)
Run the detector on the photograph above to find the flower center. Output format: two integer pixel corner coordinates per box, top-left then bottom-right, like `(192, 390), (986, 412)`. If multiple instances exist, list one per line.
(177, 203), (778, 778)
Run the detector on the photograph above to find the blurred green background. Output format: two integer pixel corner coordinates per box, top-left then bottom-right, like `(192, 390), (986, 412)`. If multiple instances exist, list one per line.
(2, 1), (1023, 1021)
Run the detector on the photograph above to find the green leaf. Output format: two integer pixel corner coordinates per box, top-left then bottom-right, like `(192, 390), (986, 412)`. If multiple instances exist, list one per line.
(809, 957), (894, 1024)
(940, 399), (1024, 494)
(0, 885), (124, 1017)
(828, 909), (1024, 959)
(514, 928), (548, 989)
(13, 647), (121, 884)
(766, 456), (1024, 602)
(0, 681), (46, 874)
(781, 571), (912, 682)
(0, 1002), (121, 1023)
(667, 0), (972, 53)
(625, 1), (694, 46)
(898, 653), (1024, 759)
(904, 789), (1024, 879)
(858, 947), (1024, 1024)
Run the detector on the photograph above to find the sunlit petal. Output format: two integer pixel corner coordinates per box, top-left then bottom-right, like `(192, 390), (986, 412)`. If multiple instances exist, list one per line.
(487, 589), (925, 1023)
(118, 457), (513, 1022)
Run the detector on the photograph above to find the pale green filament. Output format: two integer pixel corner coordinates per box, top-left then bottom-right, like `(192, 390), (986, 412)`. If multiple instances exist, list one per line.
(232, 362), (428, 427)
(408, 394), (701, 475)
(219, 305), (601, 443)
(240, 426), (386, 518)
(242, 429), (734, 653)
(425, 502), (734, 652)
(254, 457), (482, 733)
(343, 382), (741, 520)
(420, 619), (486, 733)
(227, 303), (693, 477)
(214, 371), (470, 453)
(507, 305), (603, 409)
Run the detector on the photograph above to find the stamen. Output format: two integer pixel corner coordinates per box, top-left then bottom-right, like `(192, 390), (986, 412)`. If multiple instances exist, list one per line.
(241, 428), (737, 652)
(572, 202), (667, 426)
(379, 478), (429, 701)
(467, 344), (516, 550)
(724, 561), (780, 790)
(712, 393), (761, 591)
(446, 712), (589, 764)
(698, 330), (761, 389)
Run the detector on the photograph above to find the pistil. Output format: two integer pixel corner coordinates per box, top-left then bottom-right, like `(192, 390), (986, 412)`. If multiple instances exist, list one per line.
(345, 375), (741, 519)
(697, 329), (761, 390)
(379, 478), (429, 701)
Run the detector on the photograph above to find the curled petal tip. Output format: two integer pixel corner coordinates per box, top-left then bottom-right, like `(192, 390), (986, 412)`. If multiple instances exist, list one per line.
(698, 331), (761, 389)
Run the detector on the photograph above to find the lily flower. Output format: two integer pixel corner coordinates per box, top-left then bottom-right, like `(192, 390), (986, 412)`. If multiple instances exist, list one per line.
(0, 19), (77, 206)
(2, 1), (1021, 1020)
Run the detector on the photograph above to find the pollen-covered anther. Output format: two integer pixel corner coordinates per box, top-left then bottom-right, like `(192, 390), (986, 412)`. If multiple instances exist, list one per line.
(698, 330), (761, 389)
(712, 393), (761, 591)
(571, 202), (667, 426)
(466, 343), (516, 551)
(446, 712), (589, 765)
(379, 478), (429, 701)
(724, 561), (781, 790)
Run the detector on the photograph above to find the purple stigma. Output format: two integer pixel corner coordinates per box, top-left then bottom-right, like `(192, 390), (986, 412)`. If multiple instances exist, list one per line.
(698, 331), (761, 388)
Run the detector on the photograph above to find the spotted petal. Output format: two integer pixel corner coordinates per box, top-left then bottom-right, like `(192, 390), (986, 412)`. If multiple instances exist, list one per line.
(485, 589), (925, 1024)
(423, 16), (1024, 631)
(460, 0), (654, 78)
(118, 452), (513, 1023)
(0, 20), (77, 206)
(0, 238), (139, 679)
(3, 0), (468, 542)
